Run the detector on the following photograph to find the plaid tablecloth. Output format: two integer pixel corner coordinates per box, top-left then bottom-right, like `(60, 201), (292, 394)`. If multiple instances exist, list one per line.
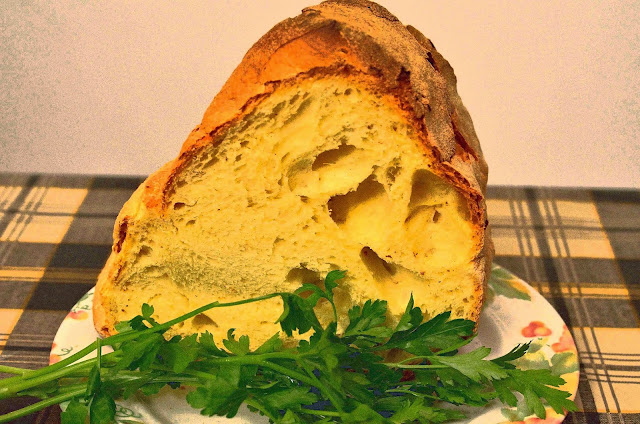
(0, 173), (638, 423)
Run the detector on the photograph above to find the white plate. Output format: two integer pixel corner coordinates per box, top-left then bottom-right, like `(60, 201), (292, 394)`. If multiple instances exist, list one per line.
(51, 265), (579, 424)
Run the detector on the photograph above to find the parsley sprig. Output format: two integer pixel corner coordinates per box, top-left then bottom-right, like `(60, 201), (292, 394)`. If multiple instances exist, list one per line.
(0, 270), (576, 423)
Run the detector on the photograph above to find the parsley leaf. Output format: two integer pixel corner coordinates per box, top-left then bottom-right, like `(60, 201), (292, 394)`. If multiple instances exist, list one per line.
(432, 347), (508, 382)
(160, 334), (200, 372)
(343, 299), (392, 344)
(89, 391), (116, 424)
(223, 329), (251, 356)
(493, 368), (578, 415)
(277, 293), (321, 336)
(60, 399), (88, 424)
(384, 311), (475, 354)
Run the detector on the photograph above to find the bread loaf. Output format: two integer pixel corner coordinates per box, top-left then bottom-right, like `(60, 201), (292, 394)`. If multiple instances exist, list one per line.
(93, 0), (493, 347)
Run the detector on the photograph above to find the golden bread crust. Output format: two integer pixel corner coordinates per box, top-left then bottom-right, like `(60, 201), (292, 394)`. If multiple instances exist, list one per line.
(94, 0), (493, 336)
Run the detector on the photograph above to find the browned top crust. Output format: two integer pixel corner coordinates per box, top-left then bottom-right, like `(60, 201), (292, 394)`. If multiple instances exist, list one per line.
(145, 0), (488, 213)
(94, 0), (493, 335)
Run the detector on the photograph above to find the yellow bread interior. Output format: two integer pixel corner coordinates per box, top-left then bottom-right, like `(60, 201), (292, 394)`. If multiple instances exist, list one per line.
(108, 77), (478, 347)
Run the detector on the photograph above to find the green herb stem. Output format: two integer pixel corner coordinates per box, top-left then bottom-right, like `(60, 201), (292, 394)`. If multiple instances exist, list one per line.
(0, 360), (93, 399)
(0, 351), (120, 399)
(8, 292), (283, 387)
(149, 364), (217, 381)
(241, 359), (318, 388)
(100, 370), (201, 387)
(145, 293), (284, 336)
(0, 387), (85, 423)
(0, 365), (31, 376)
(298, 359), (346, 413)
(385, 388), (438, 400)
(384, 362), (448, 370)
(208, 351), (301, 364)
(17, 341), (99, 383)
(299, 408), (342, 417)
(395, 355), (433, 365)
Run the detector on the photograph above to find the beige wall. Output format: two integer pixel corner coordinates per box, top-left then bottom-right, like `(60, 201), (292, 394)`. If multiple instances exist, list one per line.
(1, 1), (638, 187)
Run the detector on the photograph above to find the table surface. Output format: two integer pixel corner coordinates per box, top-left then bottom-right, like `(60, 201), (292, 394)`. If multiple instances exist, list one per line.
(0, 173), (638, 423)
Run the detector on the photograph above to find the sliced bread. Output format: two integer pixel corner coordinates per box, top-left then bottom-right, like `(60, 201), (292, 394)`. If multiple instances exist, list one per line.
(93, 0), (493, 347)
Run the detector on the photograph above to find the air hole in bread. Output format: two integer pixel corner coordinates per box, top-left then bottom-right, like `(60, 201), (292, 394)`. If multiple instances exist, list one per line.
(268, 101), (287, 119)
(433, 210), (441, 223)
(288, 92), (300, 105)
(173, 202), (186, 210)
(185, 219), (196, 226)
(385, 165), (401, 183)
(312, 144), (357, 171)
(285, 266), (323, 286)
(192, 313), (218, 329)
(271, 237), (285, 257)
(286, 159), (314, 191)
(137, 266), (164, 276)
(409, 169), (439, 209)
(283, 96), (313, 125)
(404, 205), (440, 226)
(328, 175), (385, 225)
(138, 246), (152, 257)
(201, 154), (219, 170)
(456, 199), (471, 221)
(360, 246), (396, 282)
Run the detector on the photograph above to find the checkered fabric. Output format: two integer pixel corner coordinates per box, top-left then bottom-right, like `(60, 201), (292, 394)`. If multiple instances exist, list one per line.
(0, 174), (638, 423)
